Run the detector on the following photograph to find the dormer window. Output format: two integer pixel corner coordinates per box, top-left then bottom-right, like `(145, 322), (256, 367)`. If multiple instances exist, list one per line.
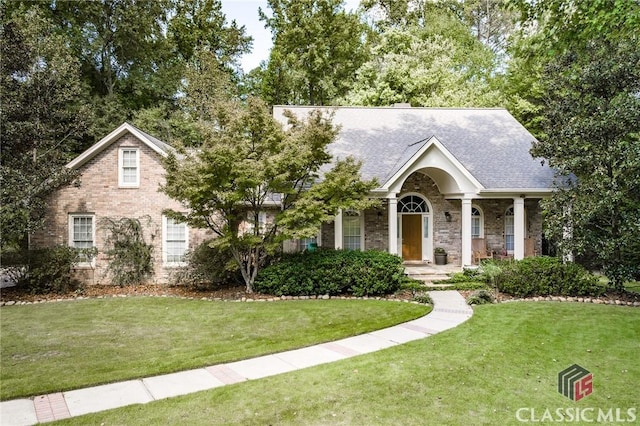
(119, 147), (139, 187)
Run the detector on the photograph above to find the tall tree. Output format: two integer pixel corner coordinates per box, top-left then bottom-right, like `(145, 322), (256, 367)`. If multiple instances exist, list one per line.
(343, 3), (503, 106)
(161, 71), (377, 292)
(444, 0), (517, 59)
(522, 0), (640, 287)
(8, 0), (251, 141)
(0, 5), (91, 249)
(258, 0), (369, 105)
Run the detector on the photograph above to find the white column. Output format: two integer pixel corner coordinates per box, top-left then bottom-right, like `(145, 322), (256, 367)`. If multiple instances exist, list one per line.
(514, 197), (525, 260)
(388, 197), (398, 256)
(334, 209), (343, 249)
(316, 227), (323, 248)
(461, 198), (473, 266)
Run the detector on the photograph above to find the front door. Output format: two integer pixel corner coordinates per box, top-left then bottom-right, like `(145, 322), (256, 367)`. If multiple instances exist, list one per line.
(402, 215), (422, 260)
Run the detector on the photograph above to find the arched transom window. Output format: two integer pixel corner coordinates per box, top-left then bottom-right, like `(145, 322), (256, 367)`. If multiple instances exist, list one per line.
(398, 195), (429, 213)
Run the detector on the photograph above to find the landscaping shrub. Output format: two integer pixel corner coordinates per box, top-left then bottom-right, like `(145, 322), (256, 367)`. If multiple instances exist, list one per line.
(444, 268), (483, 283)
(100, 217), (155, 286)
(494, 256), (605, 298)
(171, 239), (241, 288)
(467, 289), (494, 305)
(412, 292), (433, 304)
(254, 249), (405, 297)
(16, 246), (89, 294)
(399, 277), (428, 294)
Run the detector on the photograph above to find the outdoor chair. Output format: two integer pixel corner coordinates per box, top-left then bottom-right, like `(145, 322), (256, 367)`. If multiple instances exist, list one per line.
(524, 238), (538, 257)
(472, 238), (493, 264)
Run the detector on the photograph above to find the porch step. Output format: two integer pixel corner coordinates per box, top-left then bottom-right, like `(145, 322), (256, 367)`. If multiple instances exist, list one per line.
(403, 263), (460, 286)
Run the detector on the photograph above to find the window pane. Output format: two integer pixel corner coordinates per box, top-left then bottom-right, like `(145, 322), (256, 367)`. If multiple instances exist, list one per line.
(423, 216), (429, 238)
(72, 216), (93, 261)
(301, 237), (316, 250)
(121, 149), (137, 184)
(471, 217), (481, 239)
(343, 216), (361, 250)
(165, 218), (187, 262)
(73, 217), (93, 246)
(398, 195), (428, 213)
(505, 215), (514, 251)
(122, 150), (136, 166)
(122, 167), (137, 183)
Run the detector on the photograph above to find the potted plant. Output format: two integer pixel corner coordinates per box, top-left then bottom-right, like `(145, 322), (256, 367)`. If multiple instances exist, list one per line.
(434, 247), (447, 265)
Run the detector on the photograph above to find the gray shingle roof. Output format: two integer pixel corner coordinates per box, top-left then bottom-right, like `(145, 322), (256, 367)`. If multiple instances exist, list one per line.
(127, 122), (175, 154)
(274, 106), (555, 190)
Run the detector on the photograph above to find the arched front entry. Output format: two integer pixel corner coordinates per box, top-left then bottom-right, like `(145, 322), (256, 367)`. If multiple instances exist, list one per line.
(397, 194), (433, 262)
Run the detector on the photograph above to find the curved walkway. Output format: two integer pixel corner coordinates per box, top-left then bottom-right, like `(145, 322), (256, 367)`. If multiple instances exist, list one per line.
(0, 291), (473, 426)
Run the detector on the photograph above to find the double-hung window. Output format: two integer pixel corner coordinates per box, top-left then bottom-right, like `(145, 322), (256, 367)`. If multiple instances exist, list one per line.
(163, 216), (188, 265)
(119, 147), (139, 187)
(342, 211), (362, 250)
(69, 214), (95, 265)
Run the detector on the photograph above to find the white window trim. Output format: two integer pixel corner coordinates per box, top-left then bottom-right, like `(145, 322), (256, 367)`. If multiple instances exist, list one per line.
(118, 147), (140, 187)
(68, 214), (96, 267)
(162, 215), (189, 266)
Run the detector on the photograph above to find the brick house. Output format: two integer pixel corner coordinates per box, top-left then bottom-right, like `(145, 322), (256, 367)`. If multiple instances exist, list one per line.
(34, 106), (555, 285)
(274, 106), (555, 266)
(30, 123), (211, 284)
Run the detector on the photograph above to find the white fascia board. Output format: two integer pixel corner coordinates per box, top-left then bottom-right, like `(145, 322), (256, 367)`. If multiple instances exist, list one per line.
(380, 136), (484, 192)
(66, 123), (168, 170)
(477, 188), (555, 198)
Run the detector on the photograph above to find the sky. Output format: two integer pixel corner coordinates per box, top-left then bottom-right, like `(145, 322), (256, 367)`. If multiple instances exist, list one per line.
(220, 0), (361, 72)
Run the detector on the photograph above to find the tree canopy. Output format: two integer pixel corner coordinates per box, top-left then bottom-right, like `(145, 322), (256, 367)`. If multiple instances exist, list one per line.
(255, 0), (369, 105)
(161, 80), (377, 291)
(523, 0), (640, 286)
(0, 5), (91, 249)
(342, 1), (503, 106)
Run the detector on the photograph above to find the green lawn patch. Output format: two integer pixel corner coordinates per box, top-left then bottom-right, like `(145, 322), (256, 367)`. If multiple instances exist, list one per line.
(0, 297), (429, 400)
(57, 302), (639, 425)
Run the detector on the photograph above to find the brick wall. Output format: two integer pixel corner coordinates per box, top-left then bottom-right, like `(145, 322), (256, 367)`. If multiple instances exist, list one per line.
(316, 171), (544, 263)
(31, 134), (210, 284)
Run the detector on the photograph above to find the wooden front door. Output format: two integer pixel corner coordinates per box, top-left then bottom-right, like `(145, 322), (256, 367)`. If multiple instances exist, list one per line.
(402, 214), (422, 260)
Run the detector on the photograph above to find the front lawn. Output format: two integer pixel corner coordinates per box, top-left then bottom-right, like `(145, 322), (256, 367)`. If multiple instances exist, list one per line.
(56, 302), (640, 425)
(0, 297), (429, 400)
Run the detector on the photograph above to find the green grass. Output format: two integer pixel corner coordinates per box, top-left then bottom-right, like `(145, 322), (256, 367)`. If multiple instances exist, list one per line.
(55, 302), (640, 426)
(0, 297), (429, 400)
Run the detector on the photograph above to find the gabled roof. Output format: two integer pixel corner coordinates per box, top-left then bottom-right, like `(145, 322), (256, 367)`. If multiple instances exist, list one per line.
(66, 122), (174, 170)
(273, 106), (555, 192)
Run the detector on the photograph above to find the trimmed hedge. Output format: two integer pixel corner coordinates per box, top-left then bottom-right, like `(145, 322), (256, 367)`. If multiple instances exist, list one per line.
(171, 239), (241, 289)
(254, 249), (405, 297)
(15, 246), (87, 294)
(494, 256), (605, 298)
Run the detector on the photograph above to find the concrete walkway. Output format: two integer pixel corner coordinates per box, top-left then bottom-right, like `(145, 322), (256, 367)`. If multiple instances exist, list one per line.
(0, 291), (472, 426)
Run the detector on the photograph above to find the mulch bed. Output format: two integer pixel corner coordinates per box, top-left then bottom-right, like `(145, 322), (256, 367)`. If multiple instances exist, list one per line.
(2, 284), (638, 306)
(0, 283), (417, 305)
